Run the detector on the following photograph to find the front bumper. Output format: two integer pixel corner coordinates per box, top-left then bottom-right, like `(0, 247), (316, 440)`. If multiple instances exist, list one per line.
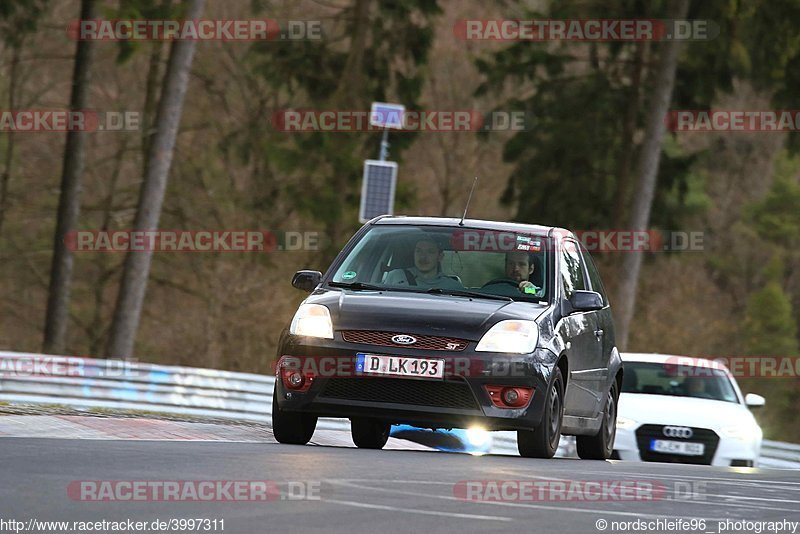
(274, 336), (558, 432)
(614, 425), (761, 467)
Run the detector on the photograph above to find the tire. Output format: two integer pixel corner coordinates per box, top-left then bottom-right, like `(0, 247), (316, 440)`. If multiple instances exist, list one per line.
(518, 367), (565, 458)
(576, 380), (619, 460)
(351, 417), (390, 449)
(271, 389), (317, 445)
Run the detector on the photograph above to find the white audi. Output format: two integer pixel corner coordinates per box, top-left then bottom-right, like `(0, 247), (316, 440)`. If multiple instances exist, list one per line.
(613, 353), (764, 467)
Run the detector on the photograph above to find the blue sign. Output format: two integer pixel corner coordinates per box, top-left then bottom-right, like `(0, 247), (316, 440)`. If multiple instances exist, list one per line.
(370, 102), (405, 129)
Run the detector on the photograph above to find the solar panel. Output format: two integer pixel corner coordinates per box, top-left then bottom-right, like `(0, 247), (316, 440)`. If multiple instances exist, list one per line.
(359, 160), (398, 223)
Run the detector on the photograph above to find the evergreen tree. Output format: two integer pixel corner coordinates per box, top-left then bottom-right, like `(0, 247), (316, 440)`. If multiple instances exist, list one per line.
(742, 279), (798, 356)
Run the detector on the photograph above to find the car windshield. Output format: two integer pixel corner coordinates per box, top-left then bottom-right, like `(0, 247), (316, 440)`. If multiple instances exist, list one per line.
(328, 225), (550, 302)
(621, 362), (739, 403)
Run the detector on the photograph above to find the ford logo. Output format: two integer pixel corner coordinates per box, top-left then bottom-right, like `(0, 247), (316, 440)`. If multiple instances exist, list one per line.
(391, 335), (417, 345)
(663, 426), (693, 439)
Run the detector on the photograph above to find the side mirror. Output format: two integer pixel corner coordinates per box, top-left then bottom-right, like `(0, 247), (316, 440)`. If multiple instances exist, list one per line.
(568, 290), (604, 313)
(292, 270), (322, 292)
(745, 393), (766, 408)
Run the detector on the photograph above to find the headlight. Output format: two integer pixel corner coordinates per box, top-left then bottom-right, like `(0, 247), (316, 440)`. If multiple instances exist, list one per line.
(289, 304), (334, 339)
(721, 425), (756, 440)
(475, 320), (539, 354)
(616, 417), (637, 429)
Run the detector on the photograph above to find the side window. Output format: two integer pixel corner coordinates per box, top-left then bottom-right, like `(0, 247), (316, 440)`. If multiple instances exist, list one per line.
(560, 240), (586, 298)
(580, 246), (608, 305)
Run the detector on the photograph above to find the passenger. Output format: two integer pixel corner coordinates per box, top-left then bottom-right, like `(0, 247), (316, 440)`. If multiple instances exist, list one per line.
(384, 237), (462, 289)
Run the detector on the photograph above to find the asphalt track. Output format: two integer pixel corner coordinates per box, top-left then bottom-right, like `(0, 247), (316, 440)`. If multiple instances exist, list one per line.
(2, 418), (800, 534)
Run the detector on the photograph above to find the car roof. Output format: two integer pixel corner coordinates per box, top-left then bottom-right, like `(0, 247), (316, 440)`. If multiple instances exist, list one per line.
(371, 215), (564, 238)
(622, 352), (730, 372)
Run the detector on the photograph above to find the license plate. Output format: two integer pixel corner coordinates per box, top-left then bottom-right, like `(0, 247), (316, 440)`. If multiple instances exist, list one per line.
(650, 439), (705, 456)
(356, 353), (444, 379)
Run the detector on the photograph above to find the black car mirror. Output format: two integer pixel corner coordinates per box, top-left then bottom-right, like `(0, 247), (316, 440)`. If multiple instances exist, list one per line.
(568, 290), (604, 313)
(292, 270), (322, 292)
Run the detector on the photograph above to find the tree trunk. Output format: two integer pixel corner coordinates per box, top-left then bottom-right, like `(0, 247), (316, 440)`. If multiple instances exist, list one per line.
(0, 43), (22, 238)
(142, 38), (167, 161)
(614, 0), (690, 350)
(106, 0), (205, 358)
(42, 0), (97, 354)
(88, 138), (128, 355)
(612, 40), (646, 229)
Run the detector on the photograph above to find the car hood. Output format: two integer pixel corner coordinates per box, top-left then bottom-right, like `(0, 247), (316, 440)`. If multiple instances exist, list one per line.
(306, 288), (547, 341)
(619, 392), (758, 431)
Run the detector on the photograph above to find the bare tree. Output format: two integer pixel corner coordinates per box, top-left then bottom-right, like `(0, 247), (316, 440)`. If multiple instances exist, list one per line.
(42, 0), (97, 354)
(106, 0), (205, 358)
(0, 0), (49, 236)
(614, 0), (690, 349)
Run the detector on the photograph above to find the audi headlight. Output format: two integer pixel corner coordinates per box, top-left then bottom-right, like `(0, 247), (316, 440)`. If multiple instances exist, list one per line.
(475, 320), (539, 354)
(289, 304), (334, 339)
(616, 417), (637, 430)
(721, 424), (756, 440)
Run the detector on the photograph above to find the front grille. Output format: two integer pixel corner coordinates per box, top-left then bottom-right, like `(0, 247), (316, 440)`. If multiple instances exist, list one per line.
(318, 377), (478, 410)
(341, 330), (469, 352)
(635, 425), (720, 465)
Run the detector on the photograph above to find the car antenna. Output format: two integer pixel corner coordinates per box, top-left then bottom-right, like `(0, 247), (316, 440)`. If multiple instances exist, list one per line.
(459, 176), (478, 226)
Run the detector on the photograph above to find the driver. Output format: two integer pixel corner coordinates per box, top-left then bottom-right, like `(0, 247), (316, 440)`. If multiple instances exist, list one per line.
(684, 377), (712, 399)
(384, 237), (462, 289)
(504, 250), (541, 294)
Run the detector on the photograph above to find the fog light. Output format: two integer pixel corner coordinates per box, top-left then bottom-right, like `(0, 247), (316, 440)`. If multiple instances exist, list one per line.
(288, 372), (304, 388)
(465, 426), (491, 447)
(484, 385), (533, 408)
(502, 388), (519, 405)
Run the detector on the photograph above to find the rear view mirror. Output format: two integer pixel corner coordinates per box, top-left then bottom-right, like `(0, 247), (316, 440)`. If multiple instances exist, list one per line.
(568, 290), (604, 313)
(292, 270), (322, 292)
(745, 393), (766, 408)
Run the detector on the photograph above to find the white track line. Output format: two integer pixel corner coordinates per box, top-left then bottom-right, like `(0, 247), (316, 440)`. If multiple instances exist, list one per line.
(325, 479), (729, 522)
(578, 469), (800, 489)
(322, 498), (512, 521)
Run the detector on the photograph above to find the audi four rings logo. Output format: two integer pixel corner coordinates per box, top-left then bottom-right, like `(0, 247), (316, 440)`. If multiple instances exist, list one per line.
(391, 335), (417, 345)
(663, 426), (693, 439)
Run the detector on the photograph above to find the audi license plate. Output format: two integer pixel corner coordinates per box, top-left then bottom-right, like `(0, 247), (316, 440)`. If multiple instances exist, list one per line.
(356, 353), (444, 380)
(650, 439), (705, 456)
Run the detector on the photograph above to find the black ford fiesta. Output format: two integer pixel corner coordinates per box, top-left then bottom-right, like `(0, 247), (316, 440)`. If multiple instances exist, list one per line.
(272, 216), (622, 459)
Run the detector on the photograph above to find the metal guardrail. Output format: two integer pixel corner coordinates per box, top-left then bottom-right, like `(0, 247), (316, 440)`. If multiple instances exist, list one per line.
(760, 440), (800, 469)
(0, 351), (796, 467)
(0, 351), (273, 422)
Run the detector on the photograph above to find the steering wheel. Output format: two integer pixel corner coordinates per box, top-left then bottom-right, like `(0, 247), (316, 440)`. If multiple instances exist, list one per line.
(482, 278), (520, 289)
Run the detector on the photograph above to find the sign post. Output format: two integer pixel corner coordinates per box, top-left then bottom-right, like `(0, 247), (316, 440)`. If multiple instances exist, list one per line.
(359, 102), (404, 222)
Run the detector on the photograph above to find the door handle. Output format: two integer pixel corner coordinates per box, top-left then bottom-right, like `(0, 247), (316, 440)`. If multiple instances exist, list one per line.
(594, 329), (604, 338)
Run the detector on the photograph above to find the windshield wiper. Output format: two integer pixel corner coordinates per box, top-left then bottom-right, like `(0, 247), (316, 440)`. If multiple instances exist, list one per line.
(328, 281), (385, 291)
(328, 281), (421, 293)
(328, 282), (514, 301)
(425, 288), (513, 302)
